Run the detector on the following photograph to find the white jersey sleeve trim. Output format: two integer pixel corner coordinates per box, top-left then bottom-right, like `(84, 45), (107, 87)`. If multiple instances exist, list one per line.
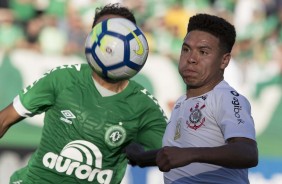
(13, 95), (32, 117)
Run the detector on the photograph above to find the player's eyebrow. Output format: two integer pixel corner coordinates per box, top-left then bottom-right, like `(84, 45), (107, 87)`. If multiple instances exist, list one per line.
(182, 42), (212, 50)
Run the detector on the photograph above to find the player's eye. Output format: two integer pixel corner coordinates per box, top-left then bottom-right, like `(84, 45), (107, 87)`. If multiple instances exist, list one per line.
(182, 47), (189, 52)
(200, 50), (208, 55)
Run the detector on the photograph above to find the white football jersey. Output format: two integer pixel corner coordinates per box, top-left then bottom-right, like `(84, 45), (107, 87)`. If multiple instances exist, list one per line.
(163, 80), (255, 184)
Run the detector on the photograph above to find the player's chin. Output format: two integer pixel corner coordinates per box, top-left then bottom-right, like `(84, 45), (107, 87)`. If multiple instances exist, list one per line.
(183, 78), (197, 86)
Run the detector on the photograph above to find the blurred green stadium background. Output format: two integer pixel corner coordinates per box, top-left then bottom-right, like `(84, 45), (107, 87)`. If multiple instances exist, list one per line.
(1, 0), (282, 183)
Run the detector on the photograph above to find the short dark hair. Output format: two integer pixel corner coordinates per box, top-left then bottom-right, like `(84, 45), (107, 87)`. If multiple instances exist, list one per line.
(187, 13), (236, 53)
(92, 3), (136, 28)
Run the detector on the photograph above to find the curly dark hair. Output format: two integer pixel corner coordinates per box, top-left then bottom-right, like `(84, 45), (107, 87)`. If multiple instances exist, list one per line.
(187, 13), (236, 53)
(92, 3), (136, 28)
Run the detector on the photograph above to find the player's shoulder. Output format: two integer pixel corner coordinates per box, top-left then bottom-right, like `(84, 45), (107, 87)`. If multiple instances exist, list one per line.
(213, 80), (239, 94)
(46, 63), (89, 76)
(211, 80), (249, 103)
(128, 80), (161, 103)
(129, 80), (153, 97)
(43, 63), (90, 81)
(36, 63), (90, 87)
(129, 81), (167, 119)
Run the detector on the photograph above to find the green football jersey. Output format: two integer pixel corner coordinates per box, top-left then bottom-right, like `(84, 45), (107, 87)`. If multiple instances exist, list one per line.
(11, 64), (167, 184)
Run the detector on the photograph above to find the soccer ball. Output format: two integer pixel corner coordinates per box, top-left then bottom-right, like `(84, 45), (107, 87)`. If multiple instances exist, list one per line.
(85, 18), (149, 81)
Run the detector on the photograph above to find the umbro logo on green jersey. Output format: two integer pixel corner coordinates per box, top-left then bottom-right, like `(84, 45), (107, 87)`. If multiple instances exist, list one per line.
(42, 140), (113, 183)
(60, 110), (76, 124)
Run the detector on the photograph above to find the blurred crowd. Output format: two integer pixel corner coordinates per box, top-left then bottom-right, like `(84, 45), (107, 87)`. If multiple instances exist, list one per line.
(1, 3), (282, 179)
(0, 0), (282, 87)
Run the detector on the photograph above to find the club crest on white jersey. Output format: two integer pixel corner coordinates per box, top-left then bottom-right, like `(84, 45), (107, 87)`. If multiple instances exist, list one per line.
(186, 103), (206, 130)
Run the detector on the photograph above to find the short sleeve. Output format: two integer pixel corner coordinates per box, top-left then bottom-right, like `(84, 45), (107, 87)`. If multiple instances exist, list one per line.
(135, 104), (167, 150)
(215, 90), (256, 141)
(16, 69), (58, 116)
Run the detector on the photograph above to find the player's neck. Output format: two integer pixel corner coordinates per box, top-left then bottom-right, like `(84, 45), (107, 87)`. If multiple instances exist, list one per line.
(92, 72), (129, 93)
(186, 76), (223, 98)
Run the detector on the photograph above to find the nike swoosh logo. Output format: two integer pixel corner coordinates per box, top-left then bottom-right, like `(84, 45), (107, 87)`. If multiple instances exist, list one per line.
(130, 30), (144, 56)
(92, 24), (111, 54)
(91, 23), (102, 43)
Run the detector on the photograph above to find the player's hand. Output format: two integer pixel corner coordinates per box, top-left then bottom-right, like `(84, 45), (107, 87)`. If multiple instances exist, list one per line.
(124, 142), (145, 167)
(156, 146), (189, 172)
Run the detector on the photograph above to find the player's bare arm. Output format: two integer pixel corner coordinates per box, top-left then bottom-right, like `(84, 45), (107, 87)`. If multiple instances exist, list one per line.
(0, 104), (24, 138)
(156, 137), (258, 172)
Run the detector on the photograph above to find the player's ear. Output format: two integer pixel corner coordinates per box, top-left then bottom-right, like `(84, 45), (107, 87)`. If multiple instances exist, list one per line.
(220, 53), (231, 69)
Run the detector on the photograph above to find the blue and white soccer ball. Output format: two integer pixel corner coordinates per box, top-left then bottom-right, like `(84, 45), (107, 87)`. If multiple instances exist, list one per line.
(85, 18), (149, 81)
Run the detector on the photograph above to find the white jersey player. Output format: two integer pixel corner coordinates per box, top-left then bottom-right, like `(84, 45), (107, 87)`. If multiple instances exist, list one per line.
(155, 13), (258, 184)
(163, 80), (255, 184)
(122, 12), (258, 184)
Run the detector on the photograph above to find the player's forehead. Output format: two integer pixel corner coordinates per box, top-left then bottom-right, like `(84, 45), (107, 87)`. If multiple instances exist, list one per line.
(95, 14), (125, 26)
(184, 30), (220, 49)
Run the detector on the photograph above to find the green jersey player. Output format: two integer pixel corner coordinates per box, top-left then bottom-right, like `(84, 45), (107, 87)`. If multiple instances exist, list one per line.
(0, 4), (167, 184)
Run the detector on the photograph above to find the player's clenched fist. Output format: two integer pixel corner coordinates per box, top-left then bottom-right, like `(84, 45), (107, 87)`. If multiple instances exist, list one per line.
(156, 146), (193, 172)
